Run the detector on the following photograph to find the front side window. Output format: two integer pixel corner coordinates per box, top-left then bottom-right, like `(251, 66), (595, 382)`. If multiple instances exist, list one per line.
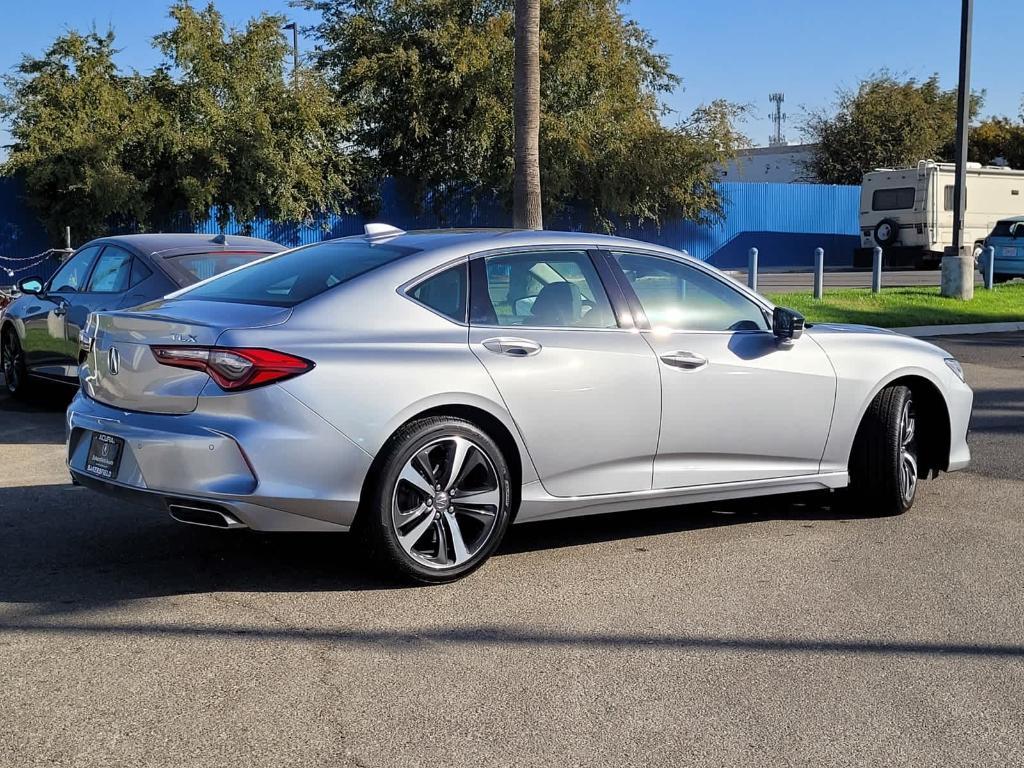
(470, 250), (616, 328)
(409, 263), (467, 322)
(85, 246), (133, 293)
(182, 240), (418, 307)
(872, 187), (915, 211)
(49, 245), (101, 293)
(612, 252), (769, 332)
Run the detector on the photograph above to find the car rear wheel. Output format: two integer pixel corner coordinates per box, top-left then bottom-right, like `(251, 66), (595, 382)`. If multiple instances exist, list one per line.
(362, 417), (513, 583)
(1, 328), (28, 399)
(847, 384), (919, 516)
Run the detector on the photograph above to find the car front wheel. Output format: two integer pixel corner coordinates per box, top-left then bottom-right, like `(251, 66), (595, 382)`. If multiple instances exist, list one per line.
(848, 384), (919, 516)
(1, 328), (29, 399)
(362, 417), (513, 583)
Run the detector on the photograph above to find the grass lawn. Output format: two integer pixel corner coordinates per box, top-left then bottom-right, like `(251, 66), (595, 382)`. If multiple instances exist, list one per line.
(765, 283), (1024, 329)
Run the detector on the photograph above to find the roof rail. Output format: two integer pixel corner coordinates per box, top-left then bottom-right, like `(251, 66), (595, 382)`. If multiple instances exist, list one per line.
(364, 223), (405, 240)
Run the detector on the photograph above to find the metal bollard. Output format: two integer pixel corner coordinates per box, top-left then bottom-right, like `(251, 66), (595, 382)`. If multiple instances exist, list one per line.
(984, 245), (995, 290)
(813, 247), (824, 300)
(872, 246), (883, 293)
(748, 247), (758, 291)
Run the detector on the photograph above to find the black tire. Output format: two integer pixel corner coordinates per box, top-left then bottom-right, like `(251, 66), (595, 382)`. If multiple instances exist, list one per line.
(847, 385), (919, 516)
(1, 327), (29, 400)
(360, 416), (513, 583)
(873, 218), (900, 247)
(993, 273), (1012, 284)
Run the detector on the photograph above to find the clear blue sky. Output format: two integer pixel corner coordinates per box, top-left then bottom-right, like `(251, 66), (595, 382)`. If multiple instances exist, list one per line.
(1, 0), (1021, 148)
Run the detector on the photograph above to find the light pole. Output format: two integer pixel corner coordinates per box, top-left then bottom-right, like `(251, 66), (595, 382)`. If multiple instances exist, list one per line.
(283, 22), (299, 79)
(941, 0), (974, 299)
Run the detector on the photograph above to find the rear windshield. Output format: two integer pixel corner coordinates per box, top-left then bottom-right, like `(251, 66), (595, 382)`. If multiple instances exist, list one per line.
(990, 220), (1022, 238)
(872, 187), (916, 211)
(181, 240), (418, 307)
(164, 251), (278, 285)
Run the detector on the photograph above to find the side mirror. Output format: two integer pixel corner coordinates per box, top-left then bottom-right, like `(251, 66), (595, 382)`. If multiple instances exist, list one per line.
(16, 276), (44, 295)
(773, 306), (805, 343)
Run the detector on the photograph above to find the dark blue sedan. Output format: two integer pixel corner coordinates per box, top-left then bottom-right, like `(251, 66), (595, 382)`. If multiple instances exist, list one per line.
(1, 233), (282, 398)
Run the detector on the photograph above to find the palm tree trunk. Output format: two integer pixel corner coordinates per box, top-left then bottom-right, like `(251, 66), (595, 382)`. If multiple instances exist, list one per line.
(513, 0), (543, 229)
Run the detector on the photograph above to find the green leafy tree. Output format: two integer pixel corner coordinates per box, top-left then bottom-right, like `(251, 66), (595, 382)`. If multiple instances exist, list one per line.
(1, 31), (153, 242)
(803, 73), (983, 185)
(969, 116), (1024, 169)
(2, 3), (353, 241)
(299, 0), (747, 229)
(151, 2), (353, 229)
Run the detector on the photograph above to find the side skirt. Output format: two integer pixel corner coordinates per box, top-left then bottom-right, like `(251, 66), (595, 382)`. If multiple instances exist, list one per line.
(514, 472), (849, 524)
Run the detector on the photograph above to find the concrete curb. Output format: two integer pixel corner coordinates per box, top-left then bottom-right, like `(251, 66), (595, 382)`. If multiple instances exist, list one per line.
(893, 321), (1024, 337)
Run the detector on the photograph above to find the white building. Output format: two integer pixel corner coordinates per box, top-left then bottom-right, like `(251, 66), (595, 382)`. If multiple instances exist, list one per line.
(718, 144), (818, 183)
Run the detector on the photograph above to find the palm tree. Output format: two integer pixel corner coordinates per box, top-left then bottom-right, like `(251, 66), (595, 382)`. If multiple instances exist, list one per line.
(513, 0), (542, 229)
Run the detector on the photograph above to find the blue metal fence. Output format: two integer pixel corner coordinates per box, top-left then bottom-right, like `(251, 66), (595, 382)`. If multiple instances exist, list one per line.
(1, 179), (862, 281)
(0, 178), (59, 283)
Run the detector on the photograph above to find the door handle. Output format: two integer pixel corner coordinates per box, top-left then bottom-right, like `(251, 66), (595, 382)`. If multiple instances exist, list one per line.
(660, 351), (708, 370)
(481, 337), (542, 357)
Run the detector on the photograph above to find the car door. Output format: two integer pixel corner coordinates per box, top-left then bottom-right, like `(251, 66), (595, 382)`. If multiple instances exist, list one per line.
(605, 249), (836, 489)
(63, 245), (141, 363)
(21, 244), (102, 376)
(467, 247), (661, 497)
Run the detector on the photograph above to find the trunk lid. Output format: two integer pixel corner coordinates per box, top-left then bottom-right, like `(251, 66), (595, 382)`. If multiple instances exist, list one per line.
(81, 299), (291, 414)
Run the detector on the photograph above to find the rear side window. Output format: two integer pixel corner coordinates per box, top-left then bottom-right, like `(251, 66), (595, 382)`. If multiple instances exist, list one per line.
(409, 263), (467, 322)
(470, 250), (616, 328)
(129, 259), (153, 288)
(872, 187), (915, 211)
(85, 246), (133, 293)
(183, 240), (418, 307)
(164, 251), (276, 285)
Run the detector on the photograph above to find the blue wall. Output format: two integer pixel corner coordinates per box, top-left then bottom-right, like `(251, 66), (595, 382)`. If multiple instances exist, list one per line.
(0, 178), (59, 283)
(2, 179), (862, 283)
(188, 180), (862, 268)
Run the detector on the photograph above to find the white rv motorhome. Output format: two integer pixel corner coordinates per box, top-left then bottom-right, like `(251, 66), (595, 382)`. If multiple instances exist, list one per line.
(858, 161), (1024, 267)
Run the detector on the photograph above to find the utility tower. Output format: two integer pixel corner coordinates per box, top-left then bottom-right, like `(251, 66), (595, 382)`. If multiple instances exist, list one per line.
(769, 92), (787, 147)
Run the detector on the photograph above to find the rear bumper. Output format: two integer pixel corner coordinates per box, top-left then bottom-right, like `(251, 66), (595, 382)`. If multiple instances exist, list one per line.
(991, 259), (1024, 276)
(66, 389), (373, 531)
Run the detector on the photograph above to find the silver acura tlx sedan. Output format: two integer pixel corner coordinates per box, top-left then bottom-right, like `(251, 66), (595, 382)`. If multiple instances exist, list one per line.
(67, 225), (972, 582)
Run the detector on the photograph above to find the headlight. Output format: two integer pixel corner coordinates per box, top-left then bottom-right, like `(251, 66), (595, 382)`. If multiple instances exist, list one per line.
(945, 358), (965, 383)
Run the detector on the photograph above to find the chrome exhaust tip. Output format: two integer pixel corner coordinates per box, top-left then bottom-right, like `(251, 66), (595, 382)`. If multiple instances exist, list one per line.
(167, 501), (246, 530)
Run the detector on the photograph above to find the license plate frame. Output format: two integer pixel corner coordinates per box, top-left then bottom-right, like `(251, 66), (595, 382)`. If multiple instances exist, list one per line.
(1002, 246), (1017, 258)
(85, 432), (124, 479)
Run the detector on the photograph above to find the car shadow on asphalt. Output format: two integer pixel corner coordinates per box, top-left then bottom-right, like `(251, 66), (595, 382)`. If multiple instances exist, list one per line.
(0, 382), (75, 445)
(0, 481), (865, 611)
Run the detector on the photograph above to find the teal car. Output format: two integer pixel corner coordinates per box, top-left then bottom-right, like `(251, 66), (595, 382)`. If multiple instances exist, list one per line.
(980, 216), (1024, 283)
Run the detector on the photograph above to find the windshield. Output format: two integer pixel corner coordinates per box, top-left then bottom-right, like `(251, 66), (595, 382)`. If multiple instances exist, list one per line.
(163, 250), (278, 285)
(181, 240), (419, 307)
(990, 221), (1022, 238)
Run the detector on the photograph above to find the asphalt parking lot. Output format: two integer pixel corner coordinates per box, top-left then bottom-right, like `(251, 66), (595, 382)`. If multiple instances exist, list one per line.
(1, 333), (1022, 768)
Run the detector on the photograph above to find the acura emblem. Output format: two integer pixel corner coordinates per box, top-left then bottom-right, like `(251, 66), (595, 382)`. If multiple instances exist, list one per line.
(108, 346), (120, 376)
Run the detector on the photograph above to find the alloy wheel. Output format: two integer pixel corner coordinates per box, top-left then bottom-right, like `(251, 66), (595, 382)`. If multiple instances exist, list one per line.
(898, 398), (918, 504)
(390, 435), (503, 570)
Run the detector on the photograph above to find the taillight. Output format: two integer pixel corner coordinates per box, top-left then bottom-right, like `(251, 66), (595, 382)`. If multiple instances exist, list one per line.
(151, 346), (314, 391)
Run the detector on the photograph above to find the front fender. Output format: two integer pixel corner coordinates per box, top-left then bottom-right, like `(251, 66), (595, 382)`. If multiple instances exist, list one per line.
(811, 329), (966, 473)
